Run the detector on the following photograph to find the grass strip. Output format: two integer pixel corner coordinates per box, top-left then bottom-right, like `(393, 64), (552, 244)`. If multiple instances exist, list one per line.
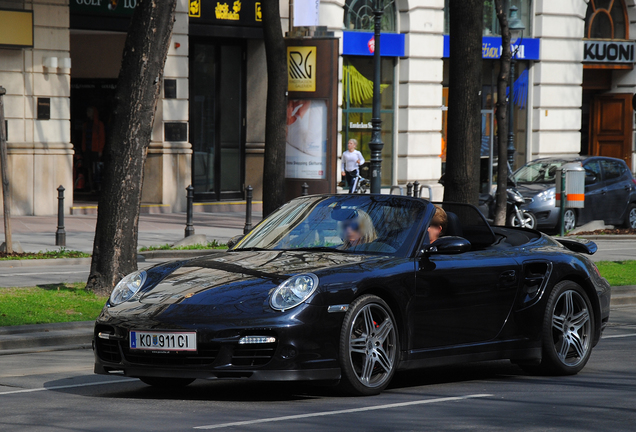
(596, 260), (636, 287)
(0, 283), (107, 327)
(0, 248), (90, 261)
(139, 240), (227, 251)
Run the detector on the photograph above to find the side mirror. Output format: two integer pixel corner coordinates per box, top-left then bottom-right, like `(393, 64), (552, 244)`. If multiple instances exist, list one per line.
(227, 234), (245, 249)
(422, 236), (471, 255)
(585, 175), (597, 185)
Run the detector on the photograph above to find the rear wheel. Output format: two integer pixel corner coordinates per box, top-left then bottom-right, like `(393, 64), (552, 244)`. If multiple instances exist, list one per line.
(624, 203), (636, 229)
(139, 377), (195, 388)
(338, 295), (399, 396)
(524, 281), (594, 375)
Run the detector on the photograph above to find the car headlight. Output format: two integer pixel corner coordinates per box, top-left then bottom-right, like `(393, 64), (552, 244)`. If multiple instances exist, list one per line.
(536, 188), (556, 202)
(270, 273), (319, 311)
(109, 270), (147, 306)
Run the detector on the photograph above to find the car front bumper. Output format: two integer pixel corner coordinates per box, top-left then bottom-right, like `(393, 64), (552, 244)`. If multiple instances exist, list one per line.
(93, 303), (344, 382)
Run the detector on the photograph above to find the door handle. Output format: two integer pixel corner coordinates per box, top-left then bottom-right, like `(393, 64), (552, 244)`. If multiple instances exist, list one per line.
(601, 189), (607, 195)
(500, 270), (516, 282)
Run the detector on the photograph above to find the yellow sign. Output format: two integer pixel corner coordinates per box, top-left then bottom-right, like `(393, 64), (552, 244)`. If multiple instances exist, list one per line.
(0, 9), (33, 48)
(287, 47), (316, 92)
(189, 0), (201, 17)
(255, 2), (262, 21)
(215, 0), (241, 20)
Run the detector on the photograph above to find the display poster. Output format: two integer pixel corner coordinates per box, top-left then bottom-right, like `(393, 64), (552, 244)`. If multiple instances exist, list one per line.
(286, 99), (327, 179)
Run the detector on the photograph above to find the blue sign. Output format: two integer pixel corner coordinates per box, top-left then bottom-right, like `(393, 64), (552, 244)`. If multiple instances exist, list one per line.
(343, 31), (405, 57)
(443, 35), (540, 61)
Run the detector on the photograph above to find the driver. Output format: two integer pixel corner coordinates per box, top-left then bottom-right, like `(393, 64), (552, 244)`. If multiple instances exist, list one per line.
(339, 210), (377, 250)
(427, 205), (448, 243)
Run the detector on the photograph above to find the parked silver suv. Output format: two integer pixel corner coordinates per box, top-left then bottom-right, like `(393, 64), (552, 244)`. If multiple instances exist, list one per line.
(514, 156), (636, 231)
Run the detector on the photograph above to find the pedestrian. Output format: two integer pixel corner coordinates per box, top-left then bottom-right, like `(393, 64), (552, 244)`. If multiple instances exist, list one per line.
(341, 138), (365, 193)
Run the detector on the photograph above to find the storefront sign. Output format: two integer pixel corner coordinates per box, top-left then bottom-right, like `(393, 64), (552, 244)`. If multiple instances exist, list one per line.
(189, 0), (262, 27)
(0, 9), (33, 48)
(288, 46), (316, 92)
(70, 0), (136, 16)
(342, 32), (405, 57)
(443, 35), (540, 61)
(584, 40), (635, 63)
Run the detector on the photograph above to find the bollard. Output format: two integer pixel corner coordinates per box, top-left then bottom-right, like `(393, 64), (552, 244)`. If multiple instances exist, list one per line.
(244, 185), (253, 234)
(55, 185), (66, 247)
(185, 184), (194, 238)
(406, 182), (413, 197)
(413, 181), (420, 198)
(301, 182), (309, 196)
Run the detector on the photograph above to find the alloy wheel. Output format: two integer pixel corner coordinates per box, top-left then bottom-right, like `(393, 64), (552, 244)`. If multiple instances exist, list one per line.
(347, 302), (397, 389)
(550, 289), (591, 368)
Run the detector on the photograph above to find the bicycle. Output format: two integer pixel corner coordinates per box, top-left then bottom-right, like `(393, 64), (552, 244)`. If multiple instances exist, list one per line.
(352, 173), (370, 193)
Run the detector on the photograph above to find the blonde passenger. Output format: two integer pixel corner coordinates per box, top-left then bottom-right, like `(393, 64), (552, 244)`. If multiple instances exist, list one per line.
(340, 210), (377, 250)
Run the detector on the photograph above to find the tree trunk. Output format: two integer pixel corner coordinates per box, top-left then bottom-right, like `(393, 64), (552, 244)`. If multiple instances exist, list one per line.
(86, 0), (177, 297)
(494, 0), (512, 226)
(261, 0), (288, 217)
(443, 0), (483, 206)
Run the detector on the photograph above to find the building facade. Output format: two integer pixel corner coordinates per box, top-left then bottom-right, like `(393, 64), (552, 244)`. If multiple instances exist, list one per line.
(0, 0), (635, 215)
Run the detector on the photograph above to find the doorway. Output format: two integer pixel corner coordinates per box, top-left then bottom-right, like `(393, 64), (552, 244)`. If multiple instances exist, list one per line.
(190, 39), (246, 201)
(590, 93), (633, 168)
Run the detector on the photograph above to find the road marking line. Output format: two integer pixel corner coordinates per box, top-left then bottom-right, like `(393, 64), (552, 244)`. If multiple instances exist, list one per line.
(193, 394), (493, 430)
(0, 378), (137, 395)
(603, 333), (636, 339)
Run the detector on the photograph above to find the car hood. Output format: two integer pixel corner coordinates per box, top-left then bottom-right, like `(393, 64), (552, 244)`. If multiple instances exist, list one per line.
(515, 182), (554, 198)
(104, 250), (382, 324)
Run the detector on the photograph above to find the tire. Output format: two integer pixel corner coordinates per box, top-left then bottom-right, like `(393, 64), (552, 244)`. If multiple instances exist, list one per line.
(139, 377), (195, 388)
(338, 295), (399, 396)
(507, 210), (537, 229)
(563, 209), (577, 232)
(624, 203), (636, 229)
(528, 281), (594, 375)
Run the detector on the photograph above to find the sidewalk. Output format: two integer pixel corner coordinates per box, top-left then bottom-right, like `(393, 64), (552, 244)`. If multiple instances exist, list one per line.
(0, 211), (261, 253)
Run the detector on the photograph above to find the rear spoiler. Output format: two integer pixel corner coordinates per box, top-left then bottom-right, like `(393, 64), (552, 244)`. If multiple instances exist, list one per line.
(556, 238), (598, 255)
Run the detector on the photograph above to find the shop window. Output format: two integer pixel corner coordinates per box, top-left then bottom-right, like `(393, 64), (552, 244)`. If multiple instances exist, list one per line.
(585, 0), (628, 39)
(342, 57), (395, 186)
(344, 0), (396, 32)
(444, 0), (533, 36)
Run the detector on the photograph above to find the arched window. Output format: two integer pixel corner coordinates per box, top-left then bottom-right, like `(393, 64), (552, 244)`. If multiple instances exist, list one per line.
(585, 0), (628, 39)
(344, 0), (397, 32)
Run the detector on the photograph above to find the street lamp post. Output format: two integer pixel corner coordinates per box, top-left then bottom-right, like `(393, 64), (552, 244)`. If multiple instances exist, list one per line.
(507, 5), (525, 169)
(368, 0), (384, 193)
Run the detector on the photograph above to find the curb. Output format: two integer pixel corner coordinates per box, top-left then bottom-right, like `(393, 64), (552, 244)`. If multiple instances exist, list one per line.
(0, 257), (92, 268)
(0, 249), (228, 268)
(571, 235), (636, 240)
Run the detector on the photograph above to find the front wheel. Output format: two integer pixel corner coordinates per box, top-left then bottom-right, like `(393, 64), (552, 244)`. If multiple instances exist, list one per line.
(563, 209), (577, 232)
(624, 203), (636, 229)
(527, 281), (594, 375)
(338, 295), (399, 396)
(508, 210), (537, 229)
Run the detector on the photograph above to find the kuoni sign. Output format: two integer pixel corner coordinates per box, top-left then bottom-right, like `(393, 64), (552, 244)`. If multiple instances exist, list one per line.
(584, 40), (635, 64)
(443, 35), (540, 61)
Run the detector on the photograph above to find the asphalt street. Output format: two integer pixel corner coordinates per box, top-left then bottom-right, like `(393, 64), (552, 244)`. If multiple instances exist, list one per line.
(0, 304), (634, 431)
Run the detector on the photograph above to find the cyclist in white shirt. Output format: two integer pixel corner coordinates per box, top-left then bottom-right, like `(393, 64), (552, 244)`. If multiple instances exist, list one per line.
(341, 139), (365, 193)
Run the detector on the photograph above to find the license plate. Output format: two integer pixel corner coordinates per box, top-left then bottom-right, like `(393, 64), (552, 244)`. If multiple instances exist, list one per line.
(130, 330), (197, 352)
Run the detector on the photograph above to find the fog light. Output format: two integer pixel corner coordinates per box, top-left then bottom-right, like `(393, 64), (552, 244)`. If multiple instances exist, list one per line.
(238, 336), (276, 344)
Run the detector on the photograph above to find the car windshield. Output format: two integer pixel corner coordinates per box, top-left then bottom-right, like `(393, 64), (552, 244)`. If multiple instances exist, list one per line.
(514, 160), (574, 184)
(234, 195), (428, 256)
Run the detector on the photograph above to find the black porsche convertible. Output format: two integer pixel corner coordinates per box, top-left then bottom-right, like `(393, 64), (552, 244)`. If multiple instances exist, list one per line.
(94, 194), (611, 395)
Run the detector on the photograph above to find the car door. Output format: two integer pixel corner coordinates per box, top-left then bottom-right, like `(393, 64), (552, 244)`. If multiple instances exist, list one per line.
(599, 159), (631, 224)
(411, 249), (521, 350)
(581, 160), (605, 224)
